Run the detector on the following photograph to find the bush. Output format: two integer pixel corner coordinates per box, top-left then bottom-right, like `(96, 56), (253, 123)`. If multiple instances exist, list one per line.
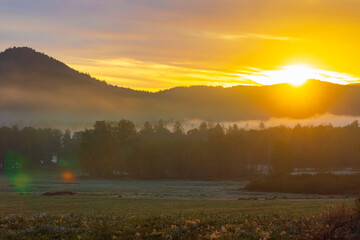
(316, 200), (360, 239)
(244, 174), (360, 195)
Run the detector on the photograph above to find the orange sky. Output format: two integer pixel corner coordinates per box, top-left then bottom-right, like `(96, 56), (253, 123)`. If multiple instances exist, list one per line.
(1, 0), (360, 91)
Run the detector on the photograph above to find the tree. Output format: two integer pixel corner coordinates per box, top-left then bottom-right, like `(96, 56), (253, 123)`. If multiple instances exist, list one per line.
(173, 120), (184, 135)
(140, 121), (154, 136)
(271, 140), (293, 176)
(154, 119), (170, 136)
(113, 120), (138, 175)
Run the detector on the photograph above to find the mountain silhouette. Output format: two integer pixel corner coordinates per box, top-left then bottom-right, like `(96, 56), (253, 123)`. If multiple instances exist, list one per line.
(0, 47), (359, 124)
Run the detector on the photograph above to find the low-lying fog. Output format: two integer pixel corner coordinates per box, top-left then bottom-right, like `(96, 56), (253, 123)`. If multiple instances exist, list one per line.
(2, 113), (360, 132)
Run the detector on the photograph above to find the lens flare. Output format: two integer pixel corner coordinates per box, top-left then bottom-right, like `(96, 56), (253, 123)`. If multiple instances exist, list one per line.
(5, 151), (32, 194)
(59, 157), (77, 168)
(58, 154), (79, 182)
(62, 170), (75, 182)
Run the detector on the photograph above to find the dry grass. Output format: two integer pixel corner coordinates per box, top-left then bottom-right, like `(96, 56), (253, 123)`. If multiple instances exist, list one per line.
(316, 199), (360, 240)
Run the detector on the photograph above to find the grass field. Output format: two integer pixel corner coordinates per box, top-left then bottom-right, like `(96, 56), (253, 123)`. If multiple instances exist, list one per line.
(0, 196), (344, 240)
(0, 175), (357, 239)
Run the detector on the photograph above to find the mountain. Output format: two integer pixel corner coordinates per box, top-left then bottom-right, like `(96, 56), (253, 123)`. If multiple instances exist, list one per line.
(0, 47), (360, 124)
(0, 47), (150, 122)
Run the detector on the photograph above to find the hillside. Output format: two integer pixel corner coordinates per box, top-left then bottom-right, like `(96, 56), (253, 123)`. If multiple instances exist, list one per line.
(0, 47), (151, 122)
(0, 47), (359, 123)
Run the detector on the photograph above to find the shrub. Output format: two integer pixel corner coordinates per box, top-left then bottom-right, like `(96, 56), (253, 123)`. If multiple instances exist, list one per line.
(244, 174), (360, 195)
(316, 201), (360, 239)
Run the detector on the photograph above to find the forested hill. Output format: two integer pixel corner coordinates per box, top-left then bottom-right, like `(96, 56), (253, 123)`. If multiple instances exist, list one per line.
(1, 47), (360, 123)
(0, 47), (155, 122)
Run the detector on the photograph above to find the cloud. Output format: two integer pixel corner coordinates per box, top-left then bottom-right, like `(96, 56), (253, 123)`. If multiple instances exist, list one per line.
(69, 57), (259, 91)
(238, 65), (359, 86)
(198, 32), (303, 41)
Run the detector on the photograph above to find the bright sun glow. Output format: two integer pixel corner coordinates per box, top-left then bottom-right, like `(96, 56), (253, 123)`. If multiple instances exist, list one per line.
(272, 65), (315, 86)
(243, 64), (358, 86)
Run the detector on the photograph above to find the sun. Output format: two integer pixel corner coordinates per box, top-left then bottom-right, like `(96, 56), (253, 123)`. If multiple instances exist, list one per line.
(273, 65), (314, 86)
(250, 65), (317, 86)
(243, 64), (358, 87)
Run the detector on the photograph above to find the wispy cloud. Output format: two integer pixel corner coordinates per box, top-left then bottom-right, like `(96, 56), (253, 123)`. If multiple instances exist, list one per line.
(238, 65), (359, 86)
(198, 32), (303, 41)
(69, 58), (259, 91)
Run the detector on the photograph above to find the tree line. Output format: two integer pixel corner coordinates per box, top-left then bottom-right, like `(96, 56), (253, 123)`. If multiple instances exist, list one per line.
(1, 120), (360, 179)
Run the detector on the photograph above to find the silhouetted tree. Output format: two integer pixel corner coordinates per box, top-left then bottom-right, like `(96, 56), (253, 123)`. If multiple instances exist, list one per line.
(1, 119), (360, 180)
(271, 140), (293, 176)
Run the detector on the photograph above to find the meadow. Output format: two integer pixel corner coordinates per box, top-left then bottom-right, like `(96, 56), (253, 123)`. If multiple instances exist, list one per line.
(0, 195), (347, 240)
(0, 176), (359, 239)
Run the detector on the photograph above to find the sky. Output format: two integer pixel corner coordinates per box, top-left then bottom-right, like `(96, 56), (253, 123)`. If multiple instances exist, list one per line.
(1, 0), (360, 91)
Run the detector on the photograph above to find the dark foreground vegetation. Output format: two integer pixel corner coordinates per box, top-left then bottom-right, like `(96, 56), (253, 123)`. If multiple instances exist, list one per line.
(244, 174), (360, 195)
(1, 120), (360, 179)
(0, 197), (359, 240)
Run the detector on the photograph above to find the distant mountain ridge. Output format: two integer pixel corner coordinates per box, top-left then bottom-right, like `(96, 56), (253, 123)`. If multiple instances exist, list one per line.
(0, 47), (138, 93)
(0, 47), (360, 123)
